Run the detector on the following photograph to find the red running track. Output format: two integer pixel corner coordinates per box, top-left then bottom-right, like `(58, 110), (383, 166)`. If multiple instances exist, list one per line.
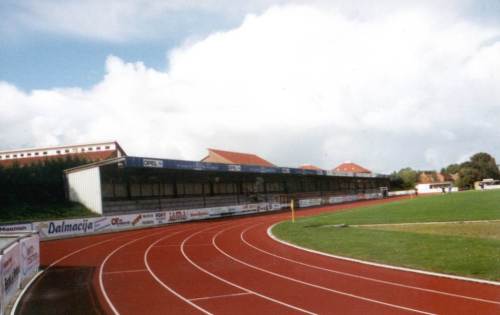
(17, 198), (500, 314)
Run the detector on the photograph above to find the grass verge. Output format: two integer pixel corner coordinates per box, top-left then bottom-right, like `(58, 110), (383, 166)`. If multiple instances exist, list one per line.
(0, 202), (98, 223)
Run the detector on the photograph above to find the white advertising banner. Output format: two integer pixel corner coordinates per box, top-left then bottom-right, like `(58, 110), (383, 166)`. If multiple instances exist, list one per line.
(0, 224), (33, 233)
(298, 198), (322, 208)
(328, 196), (346, 204)
(19, 235), (40, 288)
(187, 209), (210, 221)
(167, 210), (189, 223)
(138, 213), (157, 227)
(33, 202), (286, 240)
(1, 242), (21, 313)
(34, 218), (98, 239)
(153, 211), (168, 225)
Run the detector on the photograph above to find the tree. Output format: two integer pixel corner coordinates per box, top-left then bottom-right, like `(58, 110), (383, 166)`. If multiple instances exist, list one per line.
(389, 172), (404, 190)
(442, 163), (460, 175)
(456, 166), (481, 189)
(469, 152), (500, 180)
(394, 167), (418, 190)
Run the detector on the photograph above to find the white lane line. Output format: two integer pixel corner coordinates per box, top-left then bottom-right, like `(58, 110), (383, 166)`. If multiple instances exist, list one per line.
(104, 269), (148, 275)
(144, 225), (220, 315)
(49, 232), (142, 269)
(10, 270), (44, 315)
(241, 224), (500, 306)
(180, 223), (317, 315)
(267, 223), (500, 287)
(189, 292), (252, 301)
(213, 225), (435, 315)
(99, 229), (172, 315)
(154, 244), (212, 247)
(13, 230), (145, 315)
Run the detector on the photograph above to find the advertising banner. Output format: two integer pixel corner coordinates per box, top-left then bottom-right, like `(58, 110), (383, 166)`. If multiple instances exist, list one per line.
(154, 212), (168, 225)
(298, 198), (322, 208)
(187, 209), (210, 221)
(34, 218), (98, 239)
(1, 242), (20, 313)
(93, 217), (112, 233)
(19, 235), (40, 288)
(139, 213), (156, 227)
(33, 202), (286, 240)
(167, 210), (189, 223)
(328, 196), (346, 204)
(108, 213), (144, 230)
(0, 224), (33, 233)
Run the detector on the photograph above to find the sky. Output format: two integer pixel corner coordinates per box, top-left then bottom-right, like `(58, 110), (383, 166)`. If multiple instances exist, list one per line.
(1, 0), (500, 173)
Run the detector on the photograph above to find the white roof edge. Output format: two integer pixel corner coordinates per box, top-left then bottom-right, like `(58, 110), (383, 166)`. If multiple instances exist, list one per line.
(64, 157), (126, 174)
(0, 140), (119, 154)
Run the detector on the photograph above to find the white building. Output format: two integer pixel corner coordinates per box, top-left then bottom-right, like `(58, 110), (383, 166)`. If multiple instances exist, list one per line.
(415, 182), (458, 194)
(475, 179), (500, 190)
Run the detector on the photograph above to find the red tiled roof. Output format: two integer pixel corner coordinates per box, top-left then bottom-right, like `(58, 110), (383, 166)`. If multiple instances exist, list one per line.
(207, 148), (275, 167)
(334, 162), (371, 173)
(299, 164), (322, 170)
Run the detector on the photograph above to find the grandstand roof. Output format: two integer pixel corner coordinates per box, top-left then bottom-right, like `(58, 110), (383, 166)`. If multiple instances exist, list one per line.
(201, 148), (275, 167)
(65, 156), (386, 179)
(299, 164), (322, 170)
(334, 162), (371, 174)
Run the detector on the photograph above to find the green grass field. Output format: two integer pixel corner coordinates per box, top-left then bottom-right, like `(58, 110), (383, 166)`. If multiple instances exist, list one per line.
(272, 190), (500, 281)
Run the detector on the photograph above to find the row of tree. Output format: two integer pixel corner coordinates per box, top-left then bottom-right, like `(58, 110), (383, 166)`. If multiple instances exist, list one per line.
(390, 152), (500, 190)
(0, 156), (89, 209)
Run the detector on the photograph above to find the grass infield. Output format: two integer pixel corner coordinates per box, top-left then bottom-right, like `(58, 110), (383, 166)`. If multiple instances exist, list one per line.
(273, 190), (500, 281)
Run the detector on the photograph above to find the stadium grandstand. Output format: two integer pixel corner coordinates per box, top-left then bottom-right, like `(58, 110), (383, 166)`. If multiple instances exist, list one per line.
(0, 141), (125, 167)
(65, 148), (389, 215)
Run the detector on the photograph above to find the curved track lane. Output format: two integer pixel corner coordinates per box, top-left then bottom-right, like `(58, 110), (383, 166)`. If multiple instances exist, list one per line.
(16, 198), (500, 314)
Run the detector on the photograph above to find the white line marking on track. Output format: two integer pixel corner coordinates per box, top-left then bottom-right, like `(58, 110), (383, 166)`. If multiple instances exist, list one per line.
(99, 230), (171, 315)
(213, 225), (435, 315)
(103, 269), (148, 275)
(144, 225), (224, 315)
(241, 223), (500, 306)
(154, 243), (212, 247)
(11, 270), (44, 315)
(189, 292), (252, 301)
(180, 223), (317, 315)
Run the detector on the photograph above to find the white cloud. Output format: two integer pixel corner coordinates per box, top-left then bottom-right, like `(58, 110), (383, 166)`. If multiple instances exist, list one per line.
(1, 4), (500, 172)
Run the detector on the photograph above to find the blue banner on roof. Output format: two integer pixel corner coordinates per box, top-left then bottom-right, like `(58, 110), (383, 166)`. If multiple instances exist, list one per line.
(123, 156), (383, 178)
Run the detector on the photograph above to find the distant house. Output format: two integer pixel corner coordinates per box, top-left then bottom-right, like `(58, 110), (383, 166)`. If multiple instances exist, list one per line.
(299, 164), (322, 171)
(334, 162), (371, 174)
(201, 148), (275, 167)
(474, 178), (500, 190)
(0, 141), (126, 167)
(418, 171), (452, 183)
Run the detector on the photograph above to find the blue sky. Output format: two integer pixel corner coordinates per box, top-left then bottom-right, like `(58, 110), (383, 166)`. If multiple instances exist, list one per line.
(0, 1), (244, 90)
(1, 0), (500, 172)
